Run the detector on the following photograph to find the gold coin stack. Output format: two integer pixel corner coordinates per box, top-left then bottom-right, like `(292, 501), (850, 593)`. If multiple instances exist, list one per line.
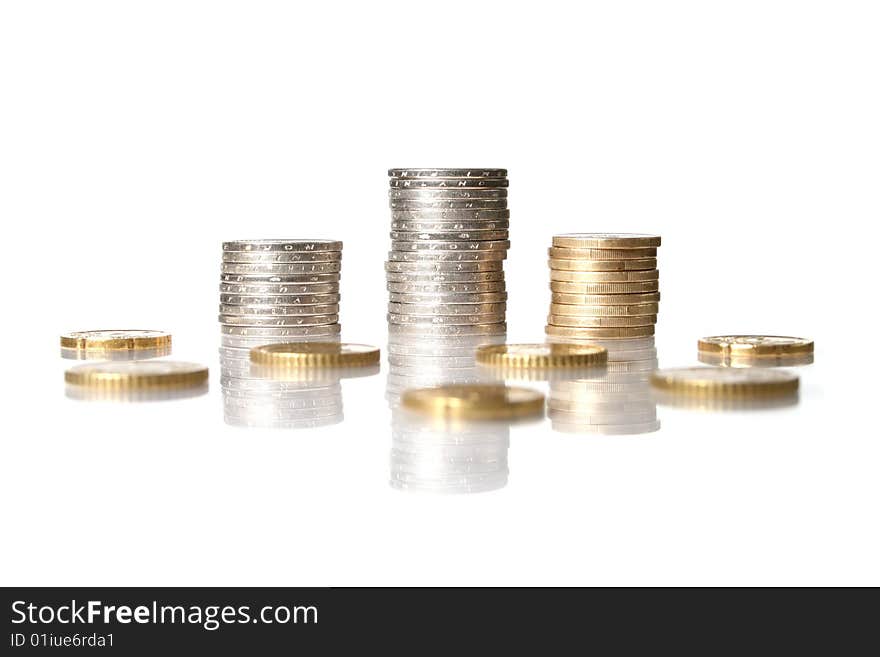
(545, 233), (661, 341)
(697, 335), (814, 368)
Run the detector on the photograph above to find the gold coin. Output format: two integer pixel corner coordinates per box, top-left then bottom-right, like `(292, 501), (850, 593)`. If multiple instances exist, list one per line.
(550, 280), (659, 294)
(401, 384), (545, 420)
(547, 314), (657, 328)
(697, 335), (814, 358)
(650, 367), (799, 398)
(475, 343), (607, 368)
(549, 302), (659, 316)
(550, 269), (659, 283)
(552, 233), (661, 249)
(697, 352), (814, 368)
(548, 246), (657, 260)
(60, 330), (172, 351)
(249, 342), (380, 367)
(546, 325), (655, 339)
(551, 292), (661, 305)
(64, 361), (209, 389)
(549, 258), (657, 272)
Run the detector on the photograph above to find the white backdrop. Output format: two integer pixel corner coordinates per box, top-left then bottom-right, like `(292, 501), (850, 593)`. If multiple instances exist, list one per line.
(1, 1), (877, 585)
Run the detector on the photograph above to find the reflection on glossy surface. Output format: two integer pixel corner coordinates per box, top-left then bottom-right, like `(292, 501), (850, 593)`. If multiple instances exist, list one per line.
(220, 335), (355, 429)
(652, 389), (800, 412)
(387, 333), (510, 493)
(65, 382), (208, 402)
(546, 337), (660, 435)
(60, 345), (172, 361)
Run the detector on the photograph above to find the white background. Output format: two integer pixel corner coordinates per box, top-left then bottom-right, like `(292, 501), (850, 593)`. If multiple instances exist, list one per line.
(1, 1), (877, 585)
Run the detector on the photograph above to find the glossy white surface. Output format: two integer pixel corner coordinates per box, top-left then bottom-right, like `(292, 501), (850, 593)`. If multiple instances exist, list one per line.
(1, 1), (876, 585)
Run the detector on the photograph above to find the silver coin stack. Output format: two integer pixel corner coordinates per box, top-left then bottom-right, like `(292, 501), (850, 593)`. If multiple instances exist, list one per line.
(219, 239), (343, 349)
(385, 168), (510, 336)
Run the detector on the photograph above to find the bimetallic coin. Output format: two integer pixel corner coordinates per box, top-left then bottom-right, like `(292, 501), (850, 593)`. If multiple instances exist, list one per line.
(389, 292), (508, 304)
(218, 314), (339, 327)
(390, 209), (510, 221)
(389, 168), (508, 178)
(220, 273), (340, 284)
(388, 250), (506, 262)
(220, 282), (339, 295)
(391, 230), (509, 242)
(222, 239), (342, 252)
(476, 344), (607, 368)
(549, 258), (657, 272)
(221, 262), (341, 275)
(60, 330), (171, 351)
(390, 178), (508, 189)
(220, 294), (340, 306)
(220, 324), (341, 338)
(390, 199), (508, 211)
(546, 325), (655, 339)
(550, 269), (658, 283)
(548, 246), (657, 260)
(385, 260), (503, 273)
(697, 335), (814, 358)
(547, 314), (657, 328)
(549, 302), (659, 317)
(389, 187), (508, 200)
(250, 342), (380, 367)
(218, 303), (339, 316)
(402, 384), (543, 421)
(650, 367), (799, 398)
(387, 302), (506, 316)
(392, 239), (510, 252)
(221, 251), (342, 264)
(550, 280), (659, 294)
(551, 292), (661, 305)
(552, 233), (661, 249)
(65, 360), (208, 389)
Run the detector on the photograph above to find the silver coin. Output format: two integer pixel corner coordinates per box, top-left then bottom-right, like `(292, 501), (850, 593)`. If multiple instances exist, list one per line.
(220, 272), (340, 284)
(386, 271), (504, 284)
(389, 187), (508, 200)
(391, 240), (510, 252)
(390, 199), (508, 211)
(388, 302), (506, 316)
(219, 303), (339, 316)
(389, 292), (508, 304)
(389, 177), (508, 189)
(390, 230), (509, 242)
(390, 209), (510, 221)
(220, 324), (341, 338)
(388, 323), (506, 337)
(387, 250), (506, 262)
(221, 262), (341, 275)
(220, 293), (340, 305)
(391, 218), (509, 232)
(221, 251), (342, 264)
(384, 260), (503, 273)
(219, 282), (339, 295)
(222, 239), (342, 252)
(386, 278), (505, 290)
(387, 312), (506, 325)
(388, 168), (507, 178)
(219, 314), (339, 327)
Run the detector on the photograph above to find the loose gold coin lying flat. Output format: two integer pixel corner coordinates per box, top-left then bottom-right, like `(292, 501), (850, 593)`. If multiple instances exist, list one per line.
(550, 280), (659, 294)
(546, 325), (655, 339)
(547, 314), (657, 328)
(60, 330), (172, 351)
(548, 246), (657, 260)
(475, 343), (607, 368)
(551, 292), (661, 305)
(249, 342), (380, 367)
(697, 335), (814, 358)
(697, 352), (814, 368)
(552, 233), (662, 249)
(549, 302), (659, 316)
(549, 258), (657, 272)
(650, 367), (799, 398)
(64, 361), (209, 389)
(401, 384), (545, 420)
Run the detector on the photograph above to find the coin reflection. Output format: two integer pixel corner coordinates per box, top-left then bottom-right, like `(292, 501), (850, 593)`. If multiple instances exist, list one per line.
(387, 333), (510, 494)
(61, 345), (172, 361)
(65, 382), (208, 402)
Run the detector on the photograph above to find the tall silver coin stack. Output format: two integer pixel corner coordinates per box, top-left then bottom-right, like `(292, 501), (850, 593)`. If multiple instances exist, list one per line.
(385, 168), (510, 336)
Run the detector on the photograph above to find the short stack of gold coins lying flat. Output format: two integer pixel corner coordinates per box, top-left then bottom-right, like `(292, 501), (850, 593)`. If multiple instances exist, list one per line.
(60, 329), (172, 361)
(697, 335), (814, 367)
(385, 168), (510, 336)
(545, 233), (661, 341)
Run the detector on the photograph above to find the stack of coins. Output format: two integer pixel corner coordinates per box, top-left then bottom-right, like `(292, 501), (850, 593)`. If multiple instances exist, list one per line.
(547, 338), (660, 435)
(385, 168), (510, 336)
(220, 239), (343, 347)
(545, 234), (660, 341)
